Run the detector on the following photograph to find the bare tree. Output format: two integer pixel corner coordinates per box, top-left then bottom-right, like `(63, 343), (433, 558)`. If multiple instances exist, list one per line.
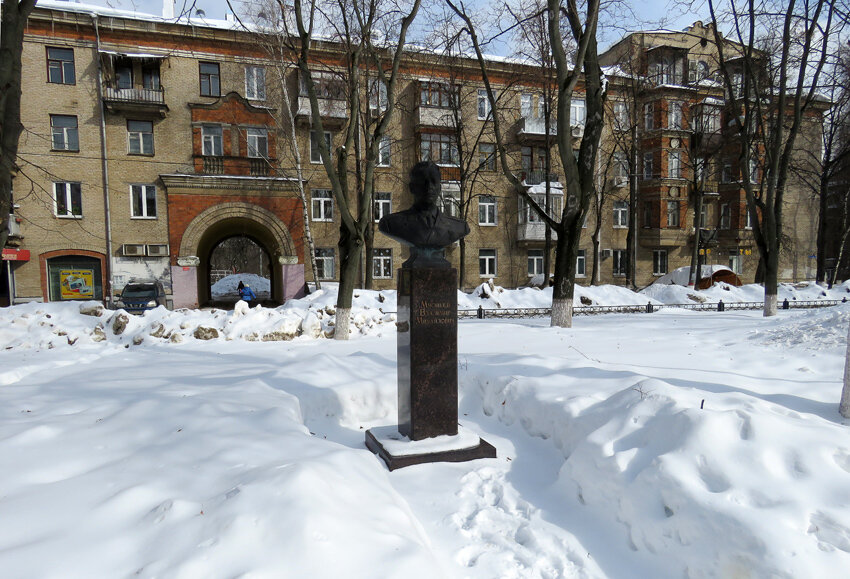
(706, 0), (838, 316)
(289, 0), (422, 339)
(447, 0), (605, 327)
(0, 0), (38, 252)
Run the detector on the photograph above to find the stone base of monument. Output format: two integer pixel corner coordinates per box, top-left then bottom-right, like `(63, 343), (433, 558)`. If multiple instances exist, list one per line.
(365, 425), (496, 471)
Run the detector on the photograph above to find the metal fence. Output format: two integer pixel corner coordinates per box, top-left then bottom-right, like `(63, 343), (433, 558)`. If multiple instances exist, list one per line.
(457, 297), (848, 319)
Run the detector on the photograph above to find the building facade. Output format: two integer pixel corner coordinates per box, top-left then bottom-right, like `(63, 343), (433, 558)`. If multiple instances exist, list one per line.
(2, 4), (822, 308)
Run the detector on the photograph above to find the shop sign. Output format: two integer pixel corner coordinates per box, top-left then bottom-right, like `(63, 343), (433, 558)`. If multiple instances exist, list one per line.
(1, 248), (30, 261)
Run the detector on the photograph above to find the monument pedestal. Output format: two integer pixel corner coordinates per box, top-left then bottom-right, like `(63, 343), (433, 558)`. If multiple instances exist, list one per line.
(366, 266), (496, 470)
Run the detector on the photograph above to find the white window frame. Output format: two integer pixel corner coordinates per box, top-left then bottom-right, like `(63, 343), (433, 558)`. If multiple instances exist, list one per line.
(377, 135), (391, 167)
(47, 47), (75, 84)
(246, 128), (268, 158)
(128, 120), (154, 155)
(311, 189), (334, 222)
(374, 192), (391, 222)
(50, 114), (79, 151)
(245, 66), (266, 100)
(478, 195), (497, 226)
(613, 201), (629, 228)
(315, 248), (335, 280)
(570, 98), (586, 127)
(729, 250), (743, 274)
(668, 101), (683, 129)
(521, 93), (533, 118)
(528, 249), (544, 277)
(130, 184), (157, 219)
(311, 130), (332, 164)
(370, 79), (388, 113)
(668, 150), (681, 179)
(644, 102), (654, 130)
(613, 101), (629, 129)
(372, 248), (393, 279)
(202, 124), (223, 156)
(477, 88), (492, 120)
(745, 206), (753, 229)
(653, 249), (668, 276)
(479, 143), (496, 171)
(576, 249), (586, 277)
(54, 182), (82, 218)
(613, 151), (629, 179)
(667, 200), (680, 227)
(479, 249), (497, 277)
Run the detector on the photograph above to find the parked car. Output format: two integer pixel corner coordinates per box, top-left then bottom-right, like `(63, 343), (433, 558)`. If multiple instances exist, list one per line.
(117, 279), (167, 314)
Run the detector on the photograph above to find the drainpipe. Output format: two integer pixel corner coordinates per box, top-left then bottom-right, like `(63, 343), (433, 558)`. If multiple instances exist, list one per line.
(92, 15), (115, 308)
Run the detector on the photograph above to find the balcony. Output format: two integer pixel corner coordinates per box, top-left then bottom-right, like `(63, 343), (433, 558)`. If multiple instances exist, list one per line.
(296, 95), (347, 127)
(202, 156), (224, 174)
(196, 155), (277, 177)
(415, 105), (457, 129)
(522, 171), (560, 186)
(517, 116), (557, 143)
(517, 221), (558, 243)
(103, 87), (168, 117)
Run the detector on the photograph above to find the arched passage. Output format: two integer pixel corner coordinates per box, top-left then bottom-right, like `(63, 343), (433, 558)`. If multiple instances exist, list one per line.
(179, 203), (297, 306)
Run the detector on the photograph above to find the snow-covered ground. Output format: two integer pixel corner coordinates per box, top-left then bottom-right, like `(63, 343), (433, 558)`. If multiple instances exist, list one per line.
(1, 281), (850, 577)
(211, 273), (271, 300)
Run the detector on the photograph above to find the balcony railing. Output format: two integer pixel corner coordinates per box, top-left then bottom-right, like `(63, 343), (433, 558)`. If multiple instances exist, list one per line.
(203, 156), (224, 174)
(416, 105), (457, 128)
(103, 87), (165, 105)
(517, 221), (558, 242)
(296, 95), (347, 122)
(250, 158), (270, 176)
(522, 171), (560, 185)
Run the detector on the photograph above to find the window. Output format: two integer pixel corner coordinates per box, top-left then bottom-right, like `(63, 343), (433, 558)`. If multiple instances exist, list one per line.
(311, 130), (332, 164)
(477, 89), (492, 120)
(613, 151), (628, 180)
(745, 207), (753, 229)
(421, 133), (458, 165)
(54, 182), (82, 218)
(202, 125), (223, 156)
(576, 249), (586, 277)
(311, 189), (334, 221)
(697, 106), (720, 133)
(695, 156), (706, 182)
(699, 205), (707, 228)
(372, 248), (393, 279)
(653, 249), (668, 275)
(369, 79), (388, 113)
(613, 201), (629, 228)
(315, 248), (335, 280)
(729, 249), (743, 274)
(668, 151), (681, 179)
(613, 101), (629, 129)
(521, 194), (561, 223)
(377, 136), (391, 167)
(666, 200), (680, 227)
(115, 60), (133, 89)
(722, 161), (733, 183)
(749, 159), (759, 183)
(528, 249), (544, 277)
(245, 66), (266, 100)
(521, 93), (533, 118)
(128, 120), (154, 155)
(720, 204), (731, 229)
(668, 102), (683, 129)
(47, 47), (75, 84)
(643, 152), (654, 179)
(644, 103), (654, 130)
(440, 191), (459, 217)
(478, 195), (497, 225)
(130, 184), (157, 218)
(246, 128), (268, 158)
(521, 146), (547, 173)
(479, 249), (496, 277)
(479, 143), (496, 171)
(374, 192), (391, 222)
(142, 65), (160, 90)
(570, 98), (586, 127)
(199, 62), (220, 97)
(50, 115), (78, 151)
(420, 82), (456, 108)
(613, 249), (626, 277)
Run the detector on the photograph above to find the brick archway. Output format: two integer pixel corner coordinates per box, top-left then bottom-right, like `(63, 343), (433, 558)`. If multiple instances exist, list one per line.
(179, 202), (296, 259)
(178, 202), (298, 305)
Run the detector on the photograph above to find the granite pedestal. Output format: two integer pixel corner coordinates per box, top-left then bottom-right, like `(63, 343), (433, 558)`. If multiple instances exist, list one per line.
(365, 266), (496, 470)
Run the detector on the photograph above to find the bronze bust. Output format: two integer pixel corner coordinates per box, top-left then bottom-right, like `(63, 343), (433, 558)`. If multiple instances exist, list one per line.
(378, 161), (470, 268)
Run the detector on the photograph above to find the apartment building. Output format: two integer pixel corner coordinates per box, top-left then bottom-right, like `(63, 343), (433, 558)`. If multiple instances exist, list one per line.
(3, 3), (822, 308)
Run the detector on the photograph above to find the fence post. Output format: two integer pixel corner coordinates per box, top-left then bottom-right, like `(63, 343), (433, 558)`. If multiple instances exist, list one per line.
(477, 305), (484, 319)
(718, 300), (724, 312)
(646, 302), (654, 313)
(783, 298), (790, 310)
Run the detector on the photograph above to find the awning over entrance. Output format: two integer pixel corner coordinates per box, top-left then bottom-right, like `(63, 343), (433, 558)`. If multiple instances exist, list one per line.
(2, 248), (30, 261)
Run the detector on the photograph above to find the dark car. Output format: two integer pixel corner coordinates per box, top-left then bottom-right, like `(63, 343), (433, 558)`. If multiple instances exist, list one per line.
(117, 279), (167, 314)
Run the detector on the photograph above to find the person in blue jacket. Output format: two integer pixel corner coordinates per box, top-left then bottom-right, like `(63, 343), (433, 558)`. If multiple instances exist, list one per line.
(238, 281), (257, 306)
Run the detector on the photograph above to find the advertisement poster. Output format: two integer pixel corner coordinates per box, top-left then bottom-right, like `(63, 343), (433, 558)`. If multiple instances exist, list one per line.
(60, 269), (95, 300)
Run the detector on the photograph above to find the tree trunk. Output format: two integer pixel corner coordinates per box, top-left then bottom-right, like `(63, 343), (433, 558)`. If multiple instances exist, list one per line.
(689, 193), (703, 286)
(335, 228), (363, 340)
(551, 225), (576, 327)
(840, 321), (850, 418)
(763, 249), (779, 317)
